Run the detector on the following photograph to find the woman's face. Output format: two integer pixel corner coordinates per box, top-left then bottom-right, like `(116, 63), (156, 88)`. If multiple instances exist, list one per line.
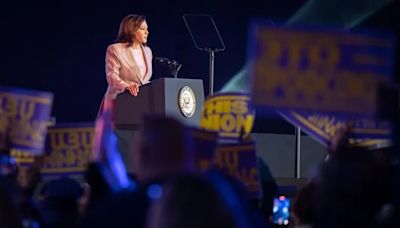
(134, 20), (149, 44)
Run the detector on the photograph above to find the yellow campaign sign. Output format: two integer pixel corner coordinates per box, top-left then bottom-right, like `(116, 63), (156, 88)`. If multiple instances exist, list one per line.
(200, 93), (255, 139)
(10, 148), (35, 165)
(41, 124), (94, 175)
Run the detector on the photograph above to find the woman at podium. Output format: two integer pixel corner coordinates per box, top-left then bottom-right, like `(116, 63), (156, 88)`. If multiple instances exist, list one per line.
(103, 14), (153, 103)
(97, 14), (154, 173)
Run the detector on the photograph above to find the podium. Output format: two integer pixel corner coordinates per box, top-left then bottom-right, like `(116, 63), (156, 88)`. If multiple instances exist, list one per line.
(114, 78), (205, 130)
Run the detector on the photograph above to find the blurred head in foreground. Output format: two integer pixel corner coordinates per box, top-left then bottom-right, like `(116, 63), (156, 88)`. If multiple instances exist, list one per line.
(135, 115), (194, 182)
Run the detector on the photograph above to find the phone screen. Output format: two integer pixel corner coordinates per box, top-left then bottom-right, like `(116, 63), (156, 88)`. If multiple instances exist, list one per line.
(272, 195), (290, 225)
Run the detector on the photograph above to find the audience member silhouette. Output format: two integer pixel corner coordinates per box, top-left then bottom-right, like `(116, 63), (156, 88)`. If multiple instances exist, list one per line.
(82, 115), (195, 227)
(146, 173), (240, 228)
(313, 144), (392, 228)
(38, 177), (83, 228)
(0, 176), (22, 228)
(134, 115), (194, 184)
(254, 157), (278, 224)
(81, 188), (150, 228)
(1, 152), (42, 228)
(291, 180), (316, 228)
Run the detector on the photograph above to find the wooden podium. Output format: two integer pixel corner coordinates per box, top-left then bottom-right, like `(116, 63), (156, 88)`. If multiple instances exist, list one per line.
(114, 78), (205, 129)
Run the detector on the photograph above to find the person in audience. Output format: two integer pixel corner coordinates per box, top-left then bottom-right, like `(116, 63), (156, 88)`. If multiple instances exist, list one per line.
(1, 152), (42, 227)
(38, 177), (83, 228)
(17, 165), (43, 228)
(254, 157), (278, 224)
(313, 144), (392, 228)
(134, 115), (194, 184)
(81, 186), (150, 228)
(0, 176), (22, 228)
(82, 115), (194, 227)
(146, 173), (260, 228)
(82, 162), (113, 213)
(291, 180), (316, 228)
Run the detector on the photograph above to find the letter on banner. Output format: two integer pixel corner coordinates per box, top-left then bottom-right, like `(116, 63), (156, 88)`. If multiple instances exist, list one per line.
(189, 127), (218, 172)
(214, 141), (261, 199)
(200, 93), (255, 140)
(279, 110), (392, 147)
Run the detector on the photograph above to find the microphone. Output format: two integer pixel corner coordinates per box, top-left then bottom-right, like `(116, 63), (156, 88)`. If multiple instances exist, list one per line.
(155, 57), (171, 64)
(170, 60), (182, 71)
(155, 56), (182, 78)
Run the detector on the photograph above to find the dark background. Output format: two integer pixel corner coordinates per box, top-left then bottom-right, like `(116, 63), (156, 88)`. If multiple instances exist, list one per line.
(0, 0), (399, 133)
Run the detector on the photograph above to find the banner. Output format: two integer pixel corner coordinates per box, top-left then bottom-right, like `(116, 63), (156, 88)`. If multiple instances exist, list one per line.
(190, 127), (218, 172)
(199, 93), (255, 139)
(248, 23), (395, 116)
(0, 86), (53, 155)
(41, 123), (94, 177)
(279, 110), (391, 147)
(10, 149), (35, 167)
(214, 142), (261, 199)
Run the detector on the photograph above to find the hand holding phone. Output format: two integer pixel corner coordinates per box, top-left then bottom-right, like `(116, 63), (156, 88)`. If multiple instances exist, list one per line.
(272, 195), (290, 226)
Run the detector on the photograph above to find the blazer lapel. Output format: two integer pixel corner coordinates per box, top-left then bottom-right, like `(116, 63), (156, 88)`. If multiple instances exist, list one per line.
(142, 47), (152, 82)
(121, 46), (143, 83)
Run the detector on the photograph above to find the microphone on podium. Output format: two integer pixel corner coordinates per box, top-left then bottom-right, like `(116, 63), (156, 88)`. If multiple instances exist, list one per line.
(155, 57), (171, 64)
(155, 56), (182, 78)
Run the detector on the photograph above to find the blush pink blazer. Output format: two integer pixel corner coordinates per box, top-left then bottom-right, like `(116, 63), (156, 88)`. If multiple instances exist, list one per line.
(104, 42), (153, 99)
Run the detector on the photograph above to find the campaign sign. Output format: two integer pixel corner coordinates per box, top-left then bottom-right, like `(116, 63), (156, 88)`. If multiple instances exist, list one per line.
(0, 86), (53, 155)
(249, 23), (395, 116)
(41, 123), (94, 177)
(200, 93), (255, 139)
(189, 127), (219, 172)
(214, 142), (261, 199)
(10, 149), (35, 167)
(280, 110), (391, 146)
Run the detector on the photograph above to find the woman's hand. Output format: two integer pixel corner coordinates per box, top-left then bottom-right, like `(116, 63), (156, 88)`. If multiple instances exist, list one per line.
(126, 83), (140, 96)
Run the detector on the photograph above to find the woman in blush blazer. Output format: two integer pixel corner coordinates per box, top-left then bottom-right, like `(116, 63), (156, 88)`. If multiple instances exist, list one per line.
(102, 14), (153, 104)
(97, 15), (153, 173)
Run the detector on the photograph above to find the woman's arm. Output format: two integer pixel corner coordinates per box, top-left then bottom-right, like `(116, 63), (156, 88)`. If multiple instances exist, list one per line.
(105, 45), (131, 94)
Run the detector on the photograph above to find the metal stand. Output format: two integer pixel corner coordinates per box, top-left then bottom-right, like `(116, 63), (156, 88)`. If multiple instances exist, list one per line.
(183, 14), (225, 96)
(172, 62), (182, 78)
(209, 50), (215, 95)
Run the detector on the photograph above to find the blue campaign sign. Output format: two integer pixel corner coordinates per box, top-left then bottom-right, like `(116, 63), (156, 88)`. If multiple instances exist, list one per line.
(0, 86), (53, 155)
(214, 141), (261, 199)
(248, 22), (395, 116)
(190, 127), (218, 172)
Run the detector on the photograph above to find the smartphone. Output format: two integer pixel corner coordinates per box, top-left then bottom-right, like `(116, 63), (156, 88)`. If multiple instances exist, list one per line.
(272, 195), (290, 225)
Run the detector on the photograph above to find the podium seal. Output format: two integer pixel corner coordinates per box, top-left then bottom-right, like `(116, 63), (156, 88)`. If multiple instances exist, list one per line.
(178, 86), (196, 118)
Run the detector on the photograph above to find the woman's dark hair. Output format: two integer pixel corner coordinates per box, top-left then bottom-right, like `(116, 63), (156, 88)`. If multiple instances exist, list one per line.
(115, 14), (146, 46)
